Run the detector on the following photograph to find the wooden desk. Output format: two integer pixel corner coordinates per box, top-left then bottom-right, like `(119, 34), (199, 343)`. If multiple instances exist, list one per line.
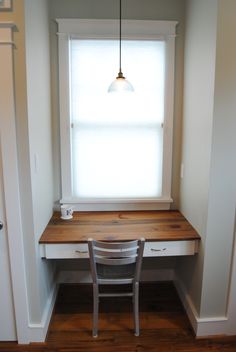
(39, 211), (200, 259)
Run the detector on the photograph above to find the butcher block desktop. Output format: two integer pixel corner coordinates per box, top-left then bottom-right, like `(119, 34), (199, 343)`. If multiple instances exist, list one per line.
(39, 210), (200, 259)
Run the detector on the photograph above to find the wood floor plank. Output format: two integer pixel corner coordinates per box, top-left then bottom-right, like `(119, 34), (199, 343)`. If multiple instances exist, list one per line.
(0, 282), (236, 351)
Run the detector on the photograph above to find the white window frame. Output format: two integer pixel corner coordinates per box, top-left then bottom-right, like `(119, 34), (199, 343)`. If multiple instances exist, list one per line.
(57, 19), (177, 211)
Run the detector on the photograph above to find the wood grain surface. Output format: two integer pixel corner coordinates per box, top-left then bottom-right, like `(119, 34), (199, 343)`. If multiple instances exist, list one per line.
(1, 282), (235, 351)
(39, 210), (201, 244)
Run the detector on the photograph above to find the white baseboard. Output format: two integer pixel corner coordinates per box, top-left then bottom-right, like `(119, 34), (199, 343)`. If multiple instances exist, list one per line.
(174, 275), (228, 337)
(57, 269), (175, 284)
(196, 317), (228, 337)
(28, 283), (58, 342)
(174, 275), (199, 334)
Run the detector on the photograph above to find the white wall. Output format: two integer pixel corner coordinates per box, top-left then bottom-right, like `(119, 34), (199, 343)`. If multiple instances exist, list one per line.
(23, 0), (55, 323)
(178, 0), (218, 314)
(179, 0), (236, 321)
(0, 0), (55, 336)
(200, 0), (236, 317)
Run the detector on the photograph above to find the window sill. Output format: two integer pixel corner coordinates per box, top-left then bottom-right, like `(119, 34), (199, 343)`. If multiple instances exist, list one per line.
(59, 197), (173, 211)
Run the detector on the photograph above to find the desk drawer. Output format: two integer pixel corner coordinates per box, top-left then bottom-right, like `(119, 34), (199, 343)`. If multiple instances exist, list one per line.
(40, 240), (198, 259)
(43, 243), (89, 259)
(144, 240), (197, 257)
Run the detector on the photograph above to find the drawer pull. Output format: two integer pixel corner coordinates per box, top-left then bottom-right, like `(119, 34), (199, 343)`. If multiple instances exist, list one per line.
(151, 247), (167, 252)
(75, 250), (88, 254)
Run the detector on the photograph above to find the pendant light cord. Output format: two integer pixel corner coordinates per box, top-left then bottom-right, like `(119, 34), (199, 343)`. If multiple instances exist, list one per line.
(119, 0), (122, 74)
(108, 0), (134, 91)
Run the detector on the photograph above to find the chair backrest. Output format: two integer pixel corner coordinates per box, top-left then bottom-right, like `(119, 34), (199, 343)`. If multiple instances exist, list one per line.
(88, 238), (145, 283)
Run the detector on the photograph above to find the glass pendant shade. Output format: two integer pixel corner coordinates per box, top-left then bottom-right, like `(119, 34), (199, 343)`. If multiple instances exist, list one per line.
(108, 71), (134, 93)
(108, 0), (134, 93)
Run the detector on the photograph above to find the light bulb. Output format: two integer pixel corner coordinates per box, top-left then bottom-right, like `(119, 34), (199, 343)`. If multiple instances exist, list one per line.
(108, 72), (134, 93)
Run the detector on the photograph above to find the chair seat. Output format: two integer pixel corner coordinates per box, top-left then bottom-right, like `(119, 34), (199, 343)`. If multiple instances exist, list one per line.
(98, 278), (134, 285)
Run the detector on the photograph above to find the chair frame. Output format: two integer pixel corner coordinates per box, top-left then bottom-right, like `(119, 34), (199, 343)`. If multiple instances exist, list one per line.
(88, 238), (145, 337)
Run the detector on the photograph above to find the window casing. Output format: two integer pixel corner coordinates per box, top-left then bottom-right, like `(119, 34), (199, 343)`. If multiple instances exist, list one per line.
(57, 19), (177, 211)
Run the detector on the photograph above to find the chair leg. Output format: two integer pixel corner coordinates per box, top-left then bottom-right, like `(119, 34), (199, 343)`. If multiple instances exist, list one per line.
(133, 282), (140, 336)
(92, 283), (99, 337)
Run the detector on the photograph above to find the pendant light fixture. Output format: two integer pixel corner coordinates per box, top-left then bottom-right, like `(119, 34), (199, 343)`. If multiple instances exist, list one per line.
(108, 0), (134, 93)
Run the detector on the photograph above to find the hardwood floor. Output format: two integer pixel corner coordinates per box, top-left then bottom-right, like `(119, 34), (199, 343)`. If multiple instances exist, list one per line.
(1, 282), (236, 351)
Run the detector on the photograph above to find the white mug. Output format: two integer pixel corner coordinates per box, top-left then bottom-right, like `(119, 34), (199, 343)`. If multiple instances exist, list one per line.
(60, 205), (73, 220)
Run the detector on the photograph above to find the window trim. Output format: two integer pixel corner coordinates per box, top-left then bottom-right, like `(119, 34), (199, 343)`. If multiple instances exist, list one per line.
(57, 19), (177, 211)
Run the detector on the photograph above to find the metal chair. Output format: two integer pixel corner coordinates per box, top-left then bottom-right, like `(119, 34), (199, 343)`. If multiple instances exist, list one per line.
(88, 238), (145, 337)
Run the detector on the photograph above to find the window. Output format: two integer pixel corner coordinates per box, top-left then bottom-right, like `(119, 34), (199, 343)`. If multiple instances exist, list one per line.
(57, 19), (177, 210)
